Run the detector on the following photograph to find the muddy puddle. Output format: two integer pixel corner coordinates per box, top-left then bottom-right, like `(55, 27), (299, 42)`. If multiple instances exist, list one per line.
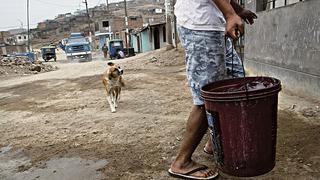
(0, 145), (108, 180)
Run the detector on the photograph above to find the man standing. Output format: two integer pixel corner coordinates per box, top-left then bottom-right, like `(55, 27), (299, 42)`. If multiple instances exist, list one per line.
(169, 0), (257, 179)
(102, 43), (109, 59)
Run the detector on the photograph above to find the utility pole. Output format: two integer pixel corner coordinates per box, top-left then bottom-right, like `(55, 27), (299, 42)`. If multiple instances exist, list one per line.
(106, 0), (109, 12)
(83, 0), (92, 35)
(27, 0), (31, 53)
(83, 0), (95, 50)
(165, 0), (175, 49)
(124, 0), (130, 55)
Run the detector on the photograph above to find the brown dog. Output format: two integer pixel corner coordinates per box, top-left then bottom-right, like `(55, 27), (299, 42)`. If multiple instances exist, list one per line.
(102, 62), (124, 113)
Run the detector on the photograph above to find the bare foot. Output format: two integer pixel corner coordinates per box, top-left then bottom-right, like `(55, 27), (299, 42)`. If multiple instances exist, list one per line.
(170, 160), (218, 179)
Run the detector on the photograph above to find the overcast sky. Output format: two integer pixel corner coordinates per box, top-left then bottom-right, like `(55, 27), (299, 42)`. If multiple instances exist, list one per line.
(0, 0), (123, 31)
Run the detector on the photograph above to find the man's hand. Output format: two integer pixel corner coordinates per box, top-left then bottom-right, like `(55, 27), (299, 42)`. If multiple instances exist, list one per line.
(238, 9), (257, 25)
(213, 0), (244, 39)
(226, 14), (244, 40)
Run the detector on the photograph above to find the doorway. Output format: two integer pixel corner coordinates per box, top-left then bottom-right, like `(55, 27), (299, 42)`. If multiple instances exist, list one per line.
(153, 27), (160, 50)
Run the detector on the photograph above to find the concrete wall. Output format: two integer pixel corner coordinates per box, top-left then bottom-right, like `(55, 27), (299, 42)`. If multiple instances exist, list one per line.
(245, 0), (320, 99)
(159, 26), (167, 48)
(0, 45), (27, 55)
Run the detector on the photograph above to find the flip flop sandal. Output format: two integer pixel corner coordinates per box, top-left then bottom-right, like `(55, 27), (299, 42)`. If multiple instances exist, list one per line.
(168, 166), (218, 180)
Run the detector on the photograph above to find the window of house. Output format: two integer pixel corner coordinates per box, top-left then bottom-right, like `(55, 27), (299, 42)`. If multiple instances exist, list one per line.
(237, 0), (245, 6)
(102, 21), (109, 27)
(24, 36), (27, 39)
(18, 36), (22, 39)
(163, 26), (166, 42)
(130, 17), (137, 21)
(257, 0), (304, 12)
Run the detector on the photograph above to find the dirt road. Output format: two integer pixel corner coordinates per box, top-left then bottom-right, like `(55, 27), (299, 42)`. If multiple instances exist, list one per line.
(0, 48), (319, 180)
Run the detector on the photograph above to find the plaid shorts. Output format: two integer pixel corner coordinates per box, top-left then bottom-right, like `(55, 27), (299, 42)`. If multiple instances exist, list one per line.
(178, 26), (243, 105)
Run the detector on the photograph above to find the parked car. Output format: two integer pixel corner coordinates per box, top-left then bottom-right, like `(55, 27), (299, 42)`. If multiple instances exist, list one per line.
(41, 45), (56, 62)
(108, 39), (125, 59)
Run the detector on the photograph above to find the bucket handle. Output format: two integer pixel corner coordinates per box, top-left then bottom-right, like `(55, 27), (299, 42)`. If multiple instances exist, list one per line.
(225, 36), (249, 99)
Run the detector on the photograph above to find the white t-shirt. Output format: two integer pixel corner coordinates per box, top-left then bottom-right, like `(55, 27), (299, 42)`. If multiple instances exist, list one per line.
(174, 0), (226, 31)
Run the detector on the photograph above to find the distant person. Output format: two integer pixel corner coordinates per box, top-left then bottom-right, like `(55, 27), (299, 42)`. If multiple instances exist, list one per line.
(102, 43), (109, 59)
(58, 41), (65, 51)
(118, 50), (125, 59)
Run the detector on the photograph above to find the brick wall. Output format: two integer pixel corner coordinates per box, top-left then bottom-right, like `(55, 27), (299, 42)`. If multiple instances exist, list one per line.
(110, 16), (143, 33)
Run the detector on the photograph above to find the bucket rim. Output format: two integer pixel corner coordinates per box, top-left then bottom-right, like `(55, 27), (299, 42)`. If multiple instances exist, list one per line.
(200, 76), (281, 101)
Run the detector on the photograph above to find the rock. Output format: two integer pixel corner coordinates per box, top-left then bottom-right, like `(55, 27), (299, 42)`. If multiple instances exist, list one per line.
(34, 61), (42, 65)
(25, 61), (32, 65)
(1, 56), (57, 77)
(17, 60), (26, 65)
(302, 109), (316, 118)
(30, 65), (42, 72)
(302, 164), (314, 172)
(150, 57), (158, 63)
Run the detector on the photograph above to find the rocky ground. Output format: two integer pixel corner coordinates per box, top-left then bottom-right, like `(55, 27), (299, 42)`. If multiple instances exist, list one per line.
(0, 48), (319, 180)
(0, 56), (58, 78)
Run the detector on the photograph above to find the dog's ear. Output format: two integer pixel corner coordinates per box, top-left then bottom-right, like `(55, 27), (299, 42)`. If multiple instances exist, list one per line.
(107, 62), (114, 66)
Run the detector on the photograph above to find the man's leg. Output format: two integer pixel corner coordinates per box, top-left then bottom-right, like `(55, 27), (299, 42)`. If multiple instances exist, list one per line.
(204, 37), (244, 155)
(169, 27), (225, 178)
(170, 105), (217, 177)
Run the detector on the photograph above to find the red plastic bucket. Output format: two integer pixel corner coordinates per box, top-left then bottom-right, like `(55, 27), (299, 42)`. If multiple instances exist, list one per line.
(201, 76), (281, 177)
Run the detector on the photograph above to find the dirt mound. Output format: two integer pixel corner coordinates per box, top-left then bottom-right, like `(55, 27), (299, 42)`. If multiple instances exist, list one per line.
(145, 46), (185, 67)
(0, 56), (58, 78)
